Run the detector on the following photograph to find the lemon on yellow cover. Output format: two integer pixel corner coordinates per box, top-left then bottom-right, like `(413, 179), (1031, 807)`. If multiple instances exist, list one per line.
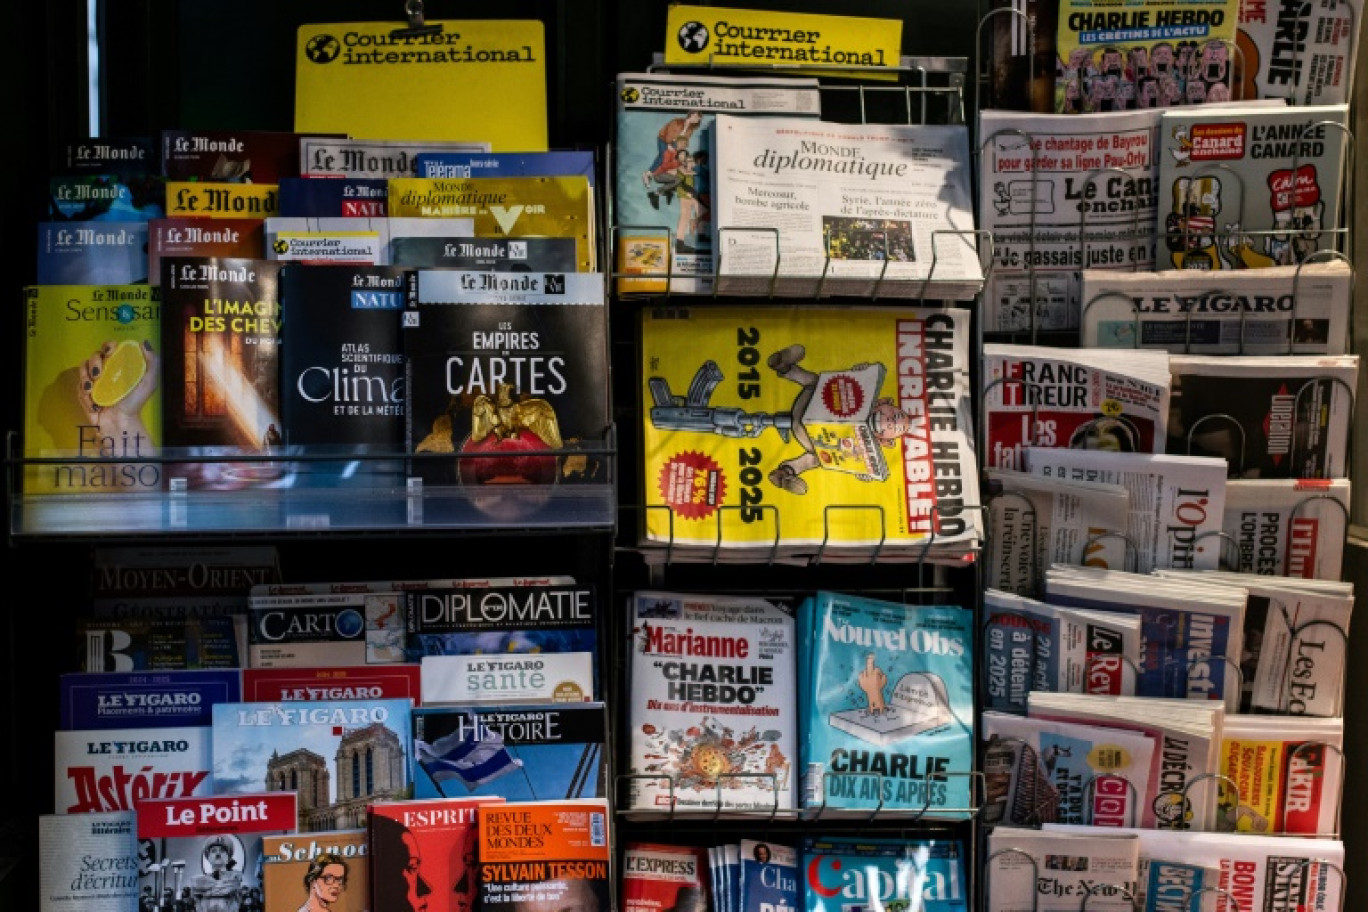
(23, 285), (162, 495)
(295, 20), (548, 150)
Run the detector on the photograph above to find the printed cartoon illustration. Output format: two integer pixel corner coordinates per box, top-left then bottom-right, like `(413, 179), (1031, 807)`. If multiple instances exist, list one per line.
(648, 346), (917, 496)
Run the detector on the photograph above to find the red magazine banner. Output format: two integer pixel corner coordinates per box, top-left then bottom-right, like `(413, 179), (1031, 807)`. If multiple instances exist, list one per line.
(241, 664), (421, 702)
(135, 792), (298, 837)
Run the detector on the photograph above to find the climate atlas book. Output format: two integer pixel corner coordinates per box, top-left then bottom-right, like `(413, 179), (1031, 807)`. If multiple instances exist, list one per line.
(624, 590), (797, 816)
(388, 175), (595, 271)
(978, 108), (1162, 336)
(367, 796), (502, 912)
(22, 283), (161, 496)
(639, 305), (980, 564)
(147, 218), (265, 286)
(1079, 261), (1354, 355)
(54, 725), (211, 815)
(210, 698), (413, 831)
(1166, 354), (1357, 478)
(983, 345), (1171, 470)
(612, 71), (821, 294)
(59, 669), (240, 730)
(711, 115), (983, 300)
(476, 799), (612, 912)
(403, 270), (610, 503)
(160, 256), (285, 490)
(411, 703), (608, 802)
(277, 262), (407, 486)
(38, 810), (139, 912)
(260, 828), (368, 912)
(1054, 0), (1239, 113)
(1158, 103), (1350, 270)
(133, 792), (296, 910)
(799, 592), (975, 817)
(36, 220), (149, 284)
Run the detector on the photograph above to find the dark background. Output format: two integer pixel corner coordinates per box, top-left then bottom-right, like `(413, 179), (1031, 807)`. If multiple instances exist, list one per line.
(5, 2), (1364, 910)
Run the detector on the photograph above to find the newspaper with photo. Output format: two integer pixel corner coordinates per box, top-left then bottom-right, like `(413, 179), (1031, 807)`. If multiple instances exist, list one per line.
(712, 115), (983, 300)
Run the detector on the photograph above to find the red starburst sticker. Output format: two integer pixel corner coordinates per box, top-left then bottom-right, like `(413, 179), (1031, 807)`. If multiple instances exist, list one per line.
(819, 373), (865, 417)
(657, 450), (726, 520)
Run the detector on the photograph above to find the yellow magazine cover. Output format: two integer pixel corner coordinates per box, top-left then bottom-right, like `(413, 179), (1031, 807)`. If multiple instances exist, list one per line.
(294, 20), (547, 151)
(22, 284), (161, 495)
(663, 5), (902, 80)
(165, 181), (280, 219)
(639, 305), (980, 559)
(387, 176), (594, 271)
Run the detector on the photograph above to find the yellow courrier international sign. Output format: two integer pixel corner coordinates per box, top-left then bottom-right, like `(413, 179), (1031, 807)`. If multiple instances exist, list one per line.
(664, 5), (901, 78)
(295, 20), (547, 151)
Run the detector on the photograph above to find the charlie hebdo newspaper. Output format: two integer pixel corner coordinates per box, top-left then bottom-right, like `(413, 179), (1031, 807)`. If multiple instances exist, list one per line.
(978, 108), (1161, 336)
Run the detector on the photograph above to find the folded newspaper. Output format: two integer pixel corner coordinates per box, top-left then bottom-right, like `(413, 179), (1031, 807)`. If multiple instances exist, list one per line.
(712, 115), (984, 300)
(1079, 260), (1353, 355)
(985, 467), (1130, 593)
(983, 345), (1171, 471)
(1166, 354), (1358, 480)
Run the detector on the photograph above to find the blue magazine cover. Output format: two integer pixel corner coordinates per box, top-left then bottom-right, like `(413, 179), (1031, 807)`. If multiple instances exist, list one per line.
(739, 840), (798, 912)
(414, 150), (597, 186)
(410, 703), (607, 802)
(59, 669), (240, 730)
(803, 836), (968, 912)
(210, 698), (413, 831)
(799, 592), (974, 817)
(37, 220), (149, 284)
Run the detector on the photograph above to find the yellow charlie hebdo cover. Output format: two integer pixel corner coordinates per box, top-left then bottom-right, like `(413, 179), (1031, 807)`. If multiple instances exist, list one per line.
(388, 176), (595, 272)
(639, 305), (980, 560)
(23, 284), (162, 495)
(295, 20), (548, 151)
